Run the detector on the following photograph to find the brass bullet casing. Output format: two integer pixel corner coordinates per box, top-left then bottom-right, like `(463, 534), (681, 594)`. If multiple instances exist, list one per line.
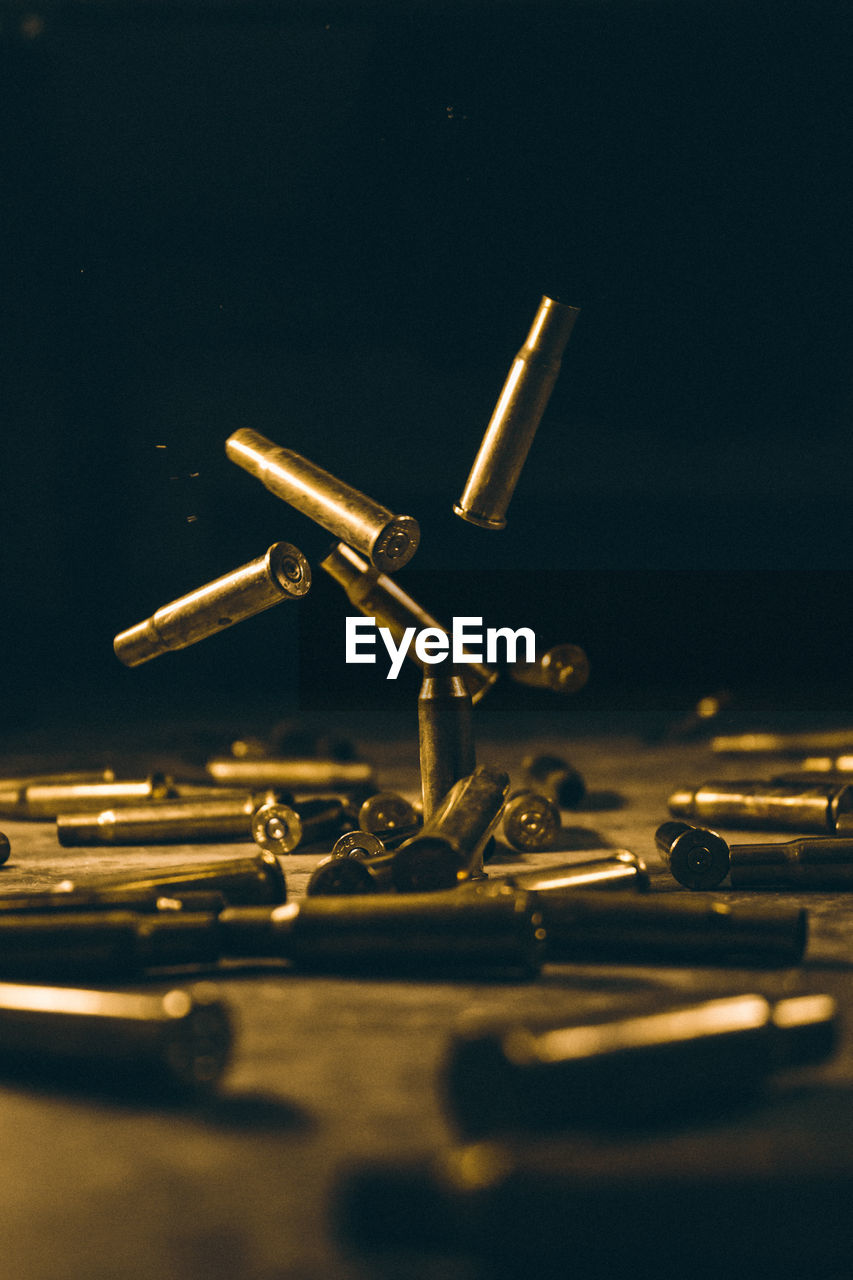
(521, 753), (586, 809)
(454, 295), (580, 530)
(711, 730), (853, 756)
(31, 851), (288, 907)
(392, 766), (510, 892)
(655, 821), (732, 890)
(257, 883), (545, 979)
(113, 541), (311, 667)
(205, 757), (376, 793)
(251, 798), (349, 854)
(331, 830), (387, 859)
(226, 429), (419, 573)
(306, 850), (395, 896)
(0, 887), (544, 981)
(418, 668), (476, 824)
(357, 792), (421, 846)
(501, 851), (650, 894)
(530, 890), (807, 966)
(729, 835), (853, 889)
(510, 644), (590, 695)
(56, 794), (279, 847)
(320, 542), (499, 703)
(442, 992), (838, 1138)
(0, 980), (233, 1094)
(0, 771), (117, 819)
(668, 779), (853, 833)
(501, 791), (562, 852)
(21, 774), (176, 822)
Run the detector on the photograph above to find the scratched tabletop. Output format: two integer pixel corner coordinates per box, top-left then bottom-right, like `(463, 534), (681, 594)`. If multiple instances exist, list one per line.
(2, 704), (853, 1280)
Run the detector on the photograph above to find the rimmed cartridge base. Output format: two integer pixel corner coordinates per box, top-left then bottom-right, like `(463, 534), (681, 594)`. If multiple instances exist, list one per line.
(451, 503), (507, 531)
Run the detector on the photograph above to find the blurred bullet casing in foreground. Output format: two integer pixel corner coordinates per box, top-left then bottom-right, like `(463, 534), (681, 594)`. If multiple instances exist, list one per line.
(320, 541), (498, 703)
(443, 992), (838, 1136)
(114, 542), (311, 667)
(454, 295), (580, 530)
(226, 429), (419, 573)
(0, 980), (232, 1094)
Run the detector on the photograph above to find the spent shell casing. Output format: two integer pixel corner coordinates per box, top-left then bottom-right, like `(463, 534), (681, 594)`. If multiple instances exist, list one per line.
(711, 730), (853, 756)
(454, 295), (580, 530)
(0, 771), (117, 818)
(113, 541), (311, 667)
(331, 830), (387, 859)
(521, 754), (586, 809)
(528, 889), (806, 966)
(336, 1124), (853, 1278)
(357, 791), (421, 843)
(0, 889), (228, 915)
(205, 757), (376, 792)
(501, 791), (562, 852)
(729, 835), (853, 889)
(21, 774), (176, 821)
(56, 794), (279, 846)
(251, 798), (350, 854)
(442, 992), (838, 1138)
(668, 779), (853, 832)
(226, 429), (419, 573)
(510, 644), (590, 695)
(222, 883), (544, 978)
(0, 980), (233, 1093)
(320, 542), (498, 703)
(306, 851), (395, 896)
(20, 852), (287, 908)
(655, 820), (731, 890)
(500, 851), (650, 894)
(0, 888), (543, 981)
(392, 766), (510, 892)
(418, 668), (475, 824)
(0, 910), (222, 981)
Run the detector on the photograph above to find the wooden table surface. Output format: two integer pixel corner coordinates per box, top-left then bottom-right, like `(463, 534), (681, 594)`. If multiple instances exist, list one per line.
(2, 714), (853, 1280)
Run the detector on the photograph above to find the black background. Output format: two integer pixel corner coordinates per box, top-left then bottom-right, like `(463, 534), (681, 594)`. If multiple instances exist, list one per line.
(3, 0), (852, 736)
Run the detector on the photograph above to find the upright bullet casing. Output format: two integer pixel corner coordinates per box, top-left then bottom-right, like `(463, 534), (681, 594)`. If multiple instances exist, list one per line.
(454, 295), (580, 530)
(320, 542), (498, 703)
(418, 668), (475, 823)
(226, 429), (419, 572)
(114, 541), (311, 667)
